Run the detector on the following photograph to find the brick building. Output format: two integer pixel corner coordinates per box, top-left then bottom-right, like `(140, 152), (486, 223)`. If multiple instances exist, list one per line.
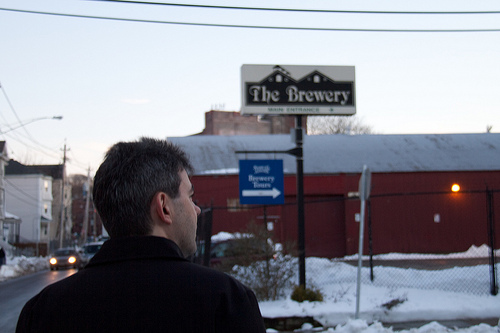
(71, 174), (103, 243)
(199, 110), (304, 135)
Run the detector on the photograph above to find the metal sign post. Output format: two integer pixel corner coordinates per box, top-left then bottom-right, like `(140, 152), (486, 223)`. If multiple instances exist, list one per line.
(355, 165), (371, 319)
(295, 116), (306, 288)
(235, 125), (305, 287)
(239, 64), (357, 289)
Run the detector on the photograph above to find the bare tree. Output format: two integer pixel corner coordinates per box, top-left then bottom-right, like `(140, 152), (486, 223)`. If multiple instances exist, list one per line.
(307, 115), (373, 135)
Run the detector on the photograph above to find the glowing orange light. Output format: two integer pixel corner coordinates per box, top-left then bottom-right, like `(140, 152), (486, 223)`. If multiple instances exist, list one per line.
(451, 184), (460, 192)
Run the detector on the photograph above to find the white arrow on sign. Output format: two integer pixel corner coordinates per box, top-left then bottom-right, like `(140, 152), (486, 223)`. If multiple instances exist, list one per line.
(242, 188), (281, 199)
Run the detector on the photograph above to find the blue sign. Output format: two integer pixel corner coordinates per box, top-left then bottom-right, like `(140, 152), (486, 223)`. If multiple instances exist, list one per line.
(239, 159), (284, 205)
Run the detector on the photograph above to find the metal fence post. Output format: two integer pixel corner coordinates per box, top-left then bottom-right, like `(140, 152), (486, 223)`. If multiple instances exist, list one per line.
(487, 189), (498, 295)
(202, 206), (213, 267)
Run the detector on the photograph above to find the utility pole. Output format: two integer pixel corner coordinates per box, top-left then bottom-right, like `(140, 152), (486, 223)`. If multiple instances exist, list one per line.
(59, 142), (67, 248)
(81, 167), (91, 245)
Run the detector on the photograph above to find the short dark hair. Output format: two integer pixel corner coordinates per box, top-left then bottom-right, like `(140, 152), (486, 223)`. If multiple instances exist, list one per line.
(93, 137), (193, 238)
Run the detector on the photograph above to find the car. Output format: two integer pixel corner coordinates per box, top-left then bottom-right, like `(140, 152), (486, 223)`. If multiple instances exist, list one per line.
(80, 241), (104, 266)
(195, 237), (273, 270)
(49, 248), (84, 270)
(193, 239), (236, 267)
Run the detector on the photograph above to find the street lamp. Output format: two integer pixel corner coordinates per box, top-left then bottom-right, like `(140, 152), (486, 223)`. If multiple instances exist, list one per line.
(451, 184), (461, 192)
(0, 116), (63, 134)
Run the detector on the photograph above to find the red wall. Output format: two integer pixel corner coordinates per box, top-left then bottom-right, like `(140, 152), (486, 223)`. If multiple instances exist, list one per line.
(192, 171), (500, 258)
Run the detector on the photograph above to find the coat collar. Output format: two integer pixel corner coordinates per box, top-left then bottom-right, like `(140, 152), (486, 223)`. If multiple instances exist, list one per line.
(86, 236), (188, 268)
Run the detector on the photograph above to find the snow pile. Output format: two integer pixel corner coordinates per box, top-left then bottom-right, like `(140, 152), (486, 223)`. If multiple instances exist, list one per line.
(0, 256), (48, 282)
(257, 248), (500, 329)
(345, 244), (499, 261)
(259, 278), (499, 327)
(256, 246), (500, 332)
(303, 319), (500, 333)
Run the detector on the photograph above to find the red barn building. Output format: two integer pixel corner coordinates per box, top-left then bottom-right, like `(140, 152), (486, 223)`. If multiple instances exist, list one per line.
(168, 133), (500, 258)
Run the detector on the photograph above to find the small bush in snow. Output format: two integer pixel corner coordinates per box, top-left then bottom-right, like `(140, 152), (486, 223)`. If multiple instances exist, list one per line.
(381, 296), (408, 310)
(225, 222), (297, 301)
(291, 285), (324, 303)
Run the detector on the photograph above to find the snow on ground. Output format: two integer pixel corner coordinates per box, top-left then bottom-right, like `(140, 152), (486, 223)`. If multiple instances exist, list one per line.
(290, 320), (500, 333)
(1, 242), (498, 333)
(0, 255), (48, 282)
(258, 244), (500, 332)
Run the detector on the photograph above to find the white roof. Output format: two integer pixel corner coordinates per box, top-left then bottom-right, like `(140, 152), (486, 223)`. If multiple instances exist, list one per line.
(167, 133), (500, 175)
(5, 211), (20, 219)
(4, 211), (21, 223)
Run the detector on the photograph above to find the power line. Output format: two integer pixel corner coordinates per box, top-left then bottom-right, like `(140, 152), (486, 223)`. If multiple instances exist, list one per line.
(91, 0), (500, 15)
(1, 123), (64, 156)
(1, 7), (500, 32)
(3, 132), (62, 160)
(67, 149), (91, 174)
(0, 83), (65, 162)
(4, 178), (40, 206)
(0, 83), (33, 140)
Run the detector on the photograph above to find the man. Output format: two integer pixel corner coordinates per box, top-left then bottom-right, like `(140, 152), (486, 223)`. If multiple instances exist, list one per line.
(16, 138), (266, 333)
(0, 246), (5, 266)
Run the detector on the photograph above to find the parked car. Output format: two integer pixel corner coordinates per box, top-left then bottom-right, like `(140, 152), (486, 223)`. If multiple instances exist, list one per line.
(49, 248), (84, 270)
(195, 237), (273, 270)
(80, 241), (104, 266)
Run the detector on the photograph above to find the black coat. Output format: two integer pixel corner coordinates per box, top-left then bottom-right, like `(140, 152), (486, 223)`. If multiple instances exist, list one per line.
(16, 236), (266, 333)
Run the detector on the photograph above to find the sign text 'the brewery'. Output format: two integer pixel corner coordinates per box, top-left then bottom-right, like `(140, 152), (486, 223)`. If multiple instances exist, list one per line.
(241, 65), (356, 115)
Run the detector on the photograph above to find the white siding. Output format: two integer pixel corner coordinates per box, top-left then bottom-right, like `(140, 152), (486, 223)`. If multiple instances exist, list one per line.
(5, 174), (53, 243)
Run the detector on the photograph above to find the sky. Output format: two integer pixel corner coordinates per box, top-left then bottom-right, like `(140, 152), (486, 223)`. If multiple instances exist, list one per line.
(1, 238), (499, 332)
(0, 0), (500, 176)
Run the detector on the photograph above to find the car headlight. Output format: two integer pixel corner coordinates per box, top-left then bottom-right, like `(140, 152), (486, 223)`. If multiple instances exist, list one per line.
(49, 258), (57, 265)
(68, 256), (77, 264)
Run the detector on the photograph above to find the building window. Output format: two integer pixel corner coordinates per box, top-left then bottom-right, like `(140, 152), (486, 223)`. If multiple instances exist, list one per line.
(44, 181), (49, 192)
(44, 204), (49, 214)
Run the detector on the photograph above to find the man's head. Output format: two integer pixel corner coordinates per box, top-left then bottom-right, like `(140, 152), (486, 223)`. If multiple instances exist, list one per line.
(93, 138), (199, 254)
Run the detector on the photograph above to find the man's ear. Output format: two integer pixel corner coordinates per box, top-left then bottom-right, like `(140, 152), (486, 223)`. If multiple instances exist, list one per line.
(153, 192), (173, 224)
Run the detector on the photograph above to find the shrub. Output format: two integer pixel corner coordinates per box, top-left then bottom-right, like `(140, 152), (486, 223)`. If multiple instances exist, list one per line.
(225, 222), (297, 301)
(291, 285), (324, 303)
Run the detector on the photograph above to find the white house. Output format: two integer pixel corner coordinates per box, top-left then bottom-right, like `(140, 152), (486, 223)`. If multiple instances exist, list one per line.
(4, 159), (71, 255)
(0, 141), (7, 239)
(4, 174), (54, 249)
(0, 142), (22, 244)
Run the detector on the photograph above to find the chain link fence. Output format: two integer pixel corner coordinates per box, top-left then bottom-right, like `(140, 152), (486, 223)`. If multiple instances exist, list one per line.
(194, 190), (499, 300)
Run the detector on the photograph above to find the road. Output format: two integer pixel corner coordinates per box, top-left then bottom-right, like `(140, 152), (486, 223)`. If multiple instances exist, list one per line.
(0, 269), (76, 333)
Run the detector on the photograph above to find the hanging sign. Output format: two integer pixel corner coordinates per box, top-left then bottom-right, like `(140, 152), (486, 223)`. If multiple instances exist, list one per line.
(241, 64), (356, 116)
(239, 159), (284, 205)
